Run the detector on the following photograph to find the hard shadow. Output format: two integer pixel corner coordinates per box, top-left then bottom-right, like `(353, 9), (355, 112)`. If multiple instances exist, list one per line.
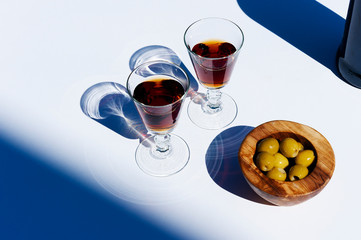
(80, 82), (149, 142)
(205, 125), (274, 205)
(237, 0), (345, 79)
(0, 136), (183, 240)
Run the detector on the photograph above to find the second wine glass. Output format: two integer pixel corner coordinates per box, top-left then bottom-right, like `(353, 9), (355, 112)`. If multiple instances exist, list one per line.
(126, 60), (190, 177)
(184, 17), (244, 130)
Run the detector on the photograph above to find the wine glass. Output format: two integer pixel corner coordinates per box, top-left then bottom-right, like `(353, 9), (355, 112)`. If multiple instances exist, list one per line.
(184, 17), (244, 130)
(126, 60), (190, 176)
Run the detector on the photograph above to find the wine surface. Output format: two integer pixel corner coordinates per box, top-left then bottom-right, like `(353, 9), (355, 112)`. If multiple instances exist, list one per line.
(192, 40), (236, 58)
(133, 78), (184, 106)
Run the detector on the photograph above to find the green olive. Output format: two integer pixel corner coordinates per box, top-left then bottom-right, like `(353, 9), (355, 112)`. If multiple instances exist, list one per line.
(267, 167), (287, 181)
(273, 153), (289, 169)
(298, 142), (304, 151)
(280, 137), (299, 158)
(289, 164), (309, 181)
(295, 150), (315, 167)
(257, 137), (279, 154)
(256, 152), (275, 171)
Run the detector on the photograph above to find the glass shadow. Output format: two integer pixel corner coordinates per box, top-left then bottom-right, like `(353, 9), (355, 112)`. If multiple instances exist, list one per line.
(205, 125), (274, 205)
(237, 0), (345, 79)
(80, 82), (150, 142)
(129, 45), (199, 96)
(80, 46), (201, 158)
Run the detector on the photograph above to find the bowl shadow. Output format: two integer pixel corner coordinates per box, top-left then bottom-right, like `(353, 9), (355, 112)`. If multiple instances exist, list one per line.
(205, 125), (274, 205)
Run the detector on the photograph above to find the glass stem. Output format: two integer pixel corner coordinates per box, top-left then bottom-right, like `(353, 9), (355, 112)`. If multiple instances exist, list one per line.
(204, 89), (222, 113)
(152, 134), (171, 158)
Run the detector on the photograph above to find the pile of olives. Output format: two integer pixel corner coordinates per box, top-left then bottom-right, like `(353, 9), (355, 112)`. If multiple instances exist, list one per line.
(254, 137), (316, 181)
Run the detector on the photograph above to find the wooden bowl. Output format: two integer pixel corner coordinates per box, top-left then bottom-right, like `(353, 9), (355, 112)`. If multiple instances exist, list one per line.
(238, 120), (335, 206)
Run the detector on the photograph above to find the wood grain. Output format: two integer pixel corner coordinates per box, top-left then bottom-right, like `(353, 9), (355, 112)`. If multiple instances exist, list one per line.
(238, 120), (335, 206)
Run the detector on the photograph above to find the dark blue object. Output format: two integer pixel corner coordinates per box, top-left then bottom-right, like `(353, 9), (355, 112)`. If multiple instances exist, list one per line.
(337, 0), (361, 88)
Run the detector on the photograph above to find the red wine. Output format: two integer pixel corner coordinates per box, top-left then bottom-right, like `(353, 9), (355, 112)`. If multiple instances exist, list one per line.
(133, 77), (185, 132)
(191, 40), (237, 88)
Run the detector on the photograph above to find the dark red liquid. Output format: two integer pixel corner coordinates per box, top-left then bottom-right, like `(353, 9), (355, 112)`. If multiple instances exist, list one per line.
(191, 40), (237, 88)
(133, 78), (185, 132)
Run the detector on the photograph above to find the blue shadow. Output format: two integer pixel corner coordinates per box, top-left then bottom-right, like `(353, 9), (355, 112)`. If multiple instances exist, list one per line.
(205, 126), (273, 205)
(237, 0), (345, 78)
(0, 136), (183, 240)
(80, 82), (150, 142)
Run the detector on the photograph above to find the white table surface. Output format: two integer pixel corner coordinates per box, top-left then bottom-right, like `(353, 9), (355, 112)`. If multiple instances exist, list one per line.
(1, 0), (359, 239)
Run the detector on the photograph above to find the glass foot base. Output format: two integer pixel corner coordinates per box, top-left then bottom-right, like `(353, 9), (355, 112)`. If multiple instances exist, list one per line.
(135, 134), (190, 177)
(187, 92), (238, 130)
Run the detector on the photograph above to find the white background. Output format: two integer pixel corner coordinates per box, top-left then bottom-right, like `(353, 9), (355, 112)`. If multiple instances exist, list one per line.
(1, 0), (360, 239)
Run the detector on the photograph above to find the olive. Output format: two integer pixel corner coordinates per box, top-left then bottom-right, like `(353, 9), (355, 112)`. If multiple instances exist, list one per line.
(298, 142), (304, 151)
(295, 150), (315, 167)
(280, 138), (299, 158)
(257, 137), (279, 154)
(256, 152), (275, 171)
(267, 167), (287, 181)
(273, 153), (289, 169)
(289, 164), (309, 181)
